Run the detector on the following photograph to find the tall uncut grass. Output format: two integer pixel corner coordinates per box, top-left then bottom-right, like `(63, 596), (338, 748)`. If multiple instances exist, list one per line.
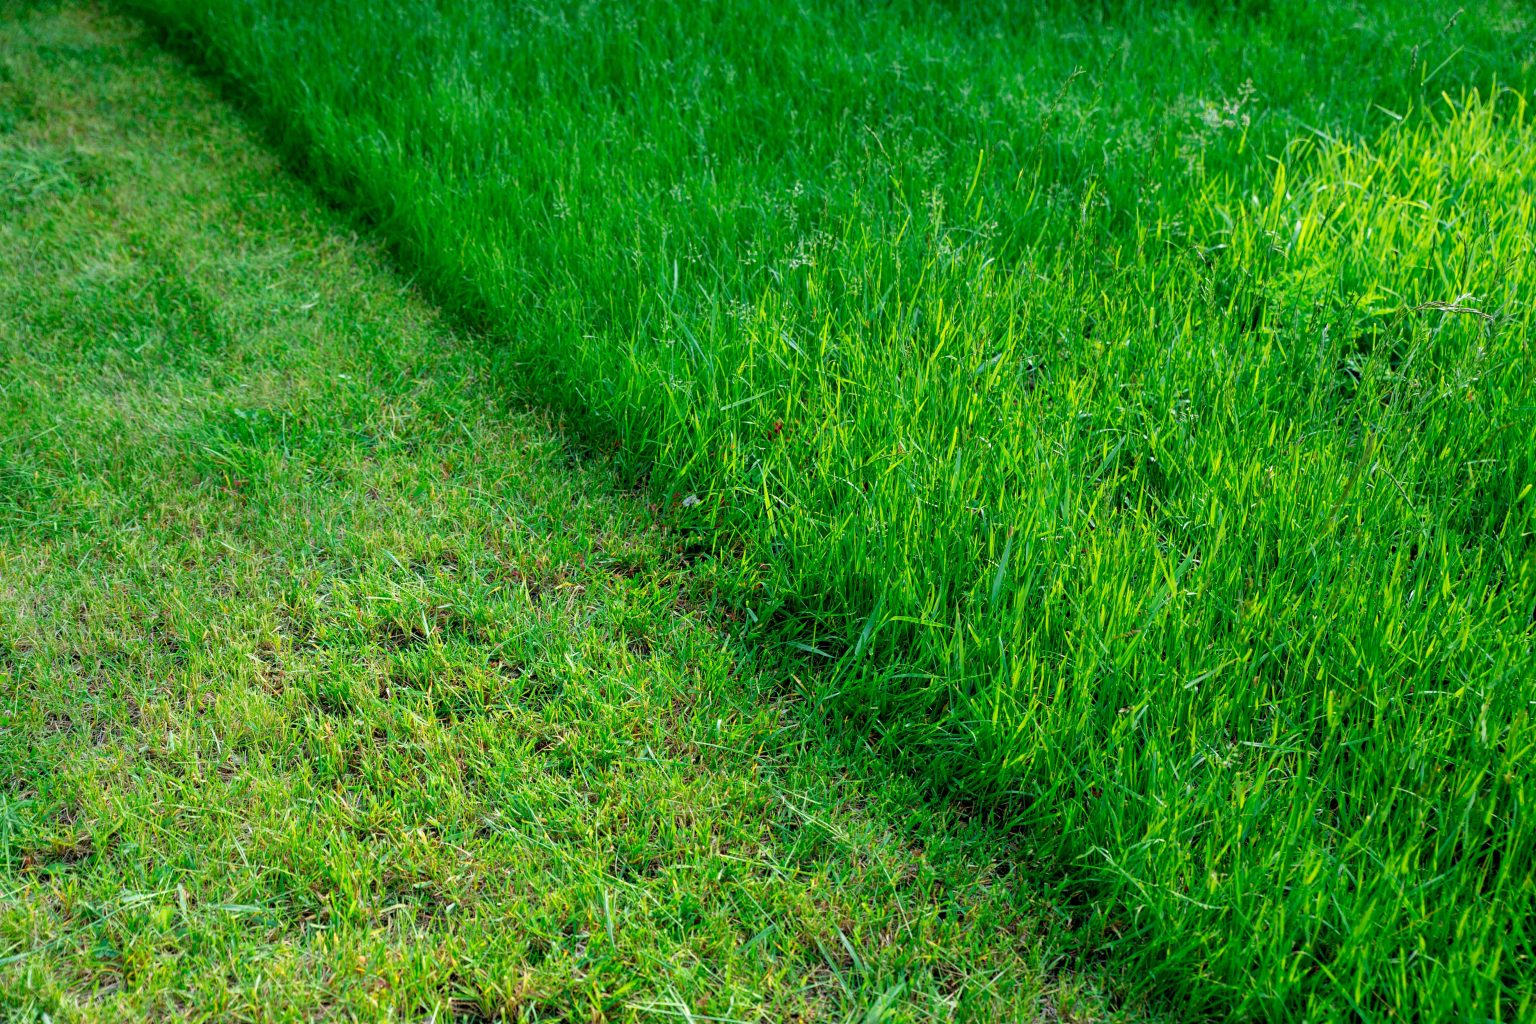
(125, 0), (1535, 1018)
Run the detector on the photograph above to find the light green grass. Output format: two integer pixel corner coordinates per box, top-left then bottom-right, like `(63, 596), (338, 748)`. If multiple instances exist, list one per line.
(112, 0), (1536, 1018)
(0, 7), (1145, 1020)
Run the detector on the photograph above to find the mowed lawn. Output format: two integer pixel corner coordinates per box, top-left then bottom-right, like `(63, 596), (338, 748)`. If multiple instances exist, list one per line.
(0, 7), (1141, 1021)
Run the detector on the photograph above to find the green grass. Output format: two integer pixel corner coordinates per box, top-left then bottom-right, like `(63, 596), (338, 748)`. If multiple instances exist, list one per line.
(10, 0), (1536, 1017)
(0, 7), (1150, 1020)
(109, 0), (1536, 1018)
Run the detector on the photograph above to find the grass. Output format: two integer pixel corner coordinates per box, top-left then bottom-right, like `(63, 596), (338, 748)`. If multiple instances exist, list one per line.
(0, 6), (1151, 1020)
(108, 0), (1536, 1018)
(7, 0), (1535, 1017)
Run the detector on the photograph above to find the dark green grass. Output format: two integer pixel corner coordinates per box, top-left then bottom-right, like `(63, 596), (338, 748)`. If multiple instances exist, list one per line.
(0, 7), (1148, 1020)
(23, 0), (1536, 1017)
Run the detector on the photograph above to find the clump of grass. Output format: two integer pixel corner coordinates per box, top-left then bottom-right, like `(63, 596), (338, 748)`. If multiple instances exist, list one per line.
(109, 0), (1536, 1017)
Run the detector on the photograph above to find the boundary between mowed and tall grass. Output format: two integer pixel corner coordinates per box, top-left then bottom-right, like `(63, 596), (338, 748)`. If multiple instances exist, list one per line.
(114, 1), (1536, 1019)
